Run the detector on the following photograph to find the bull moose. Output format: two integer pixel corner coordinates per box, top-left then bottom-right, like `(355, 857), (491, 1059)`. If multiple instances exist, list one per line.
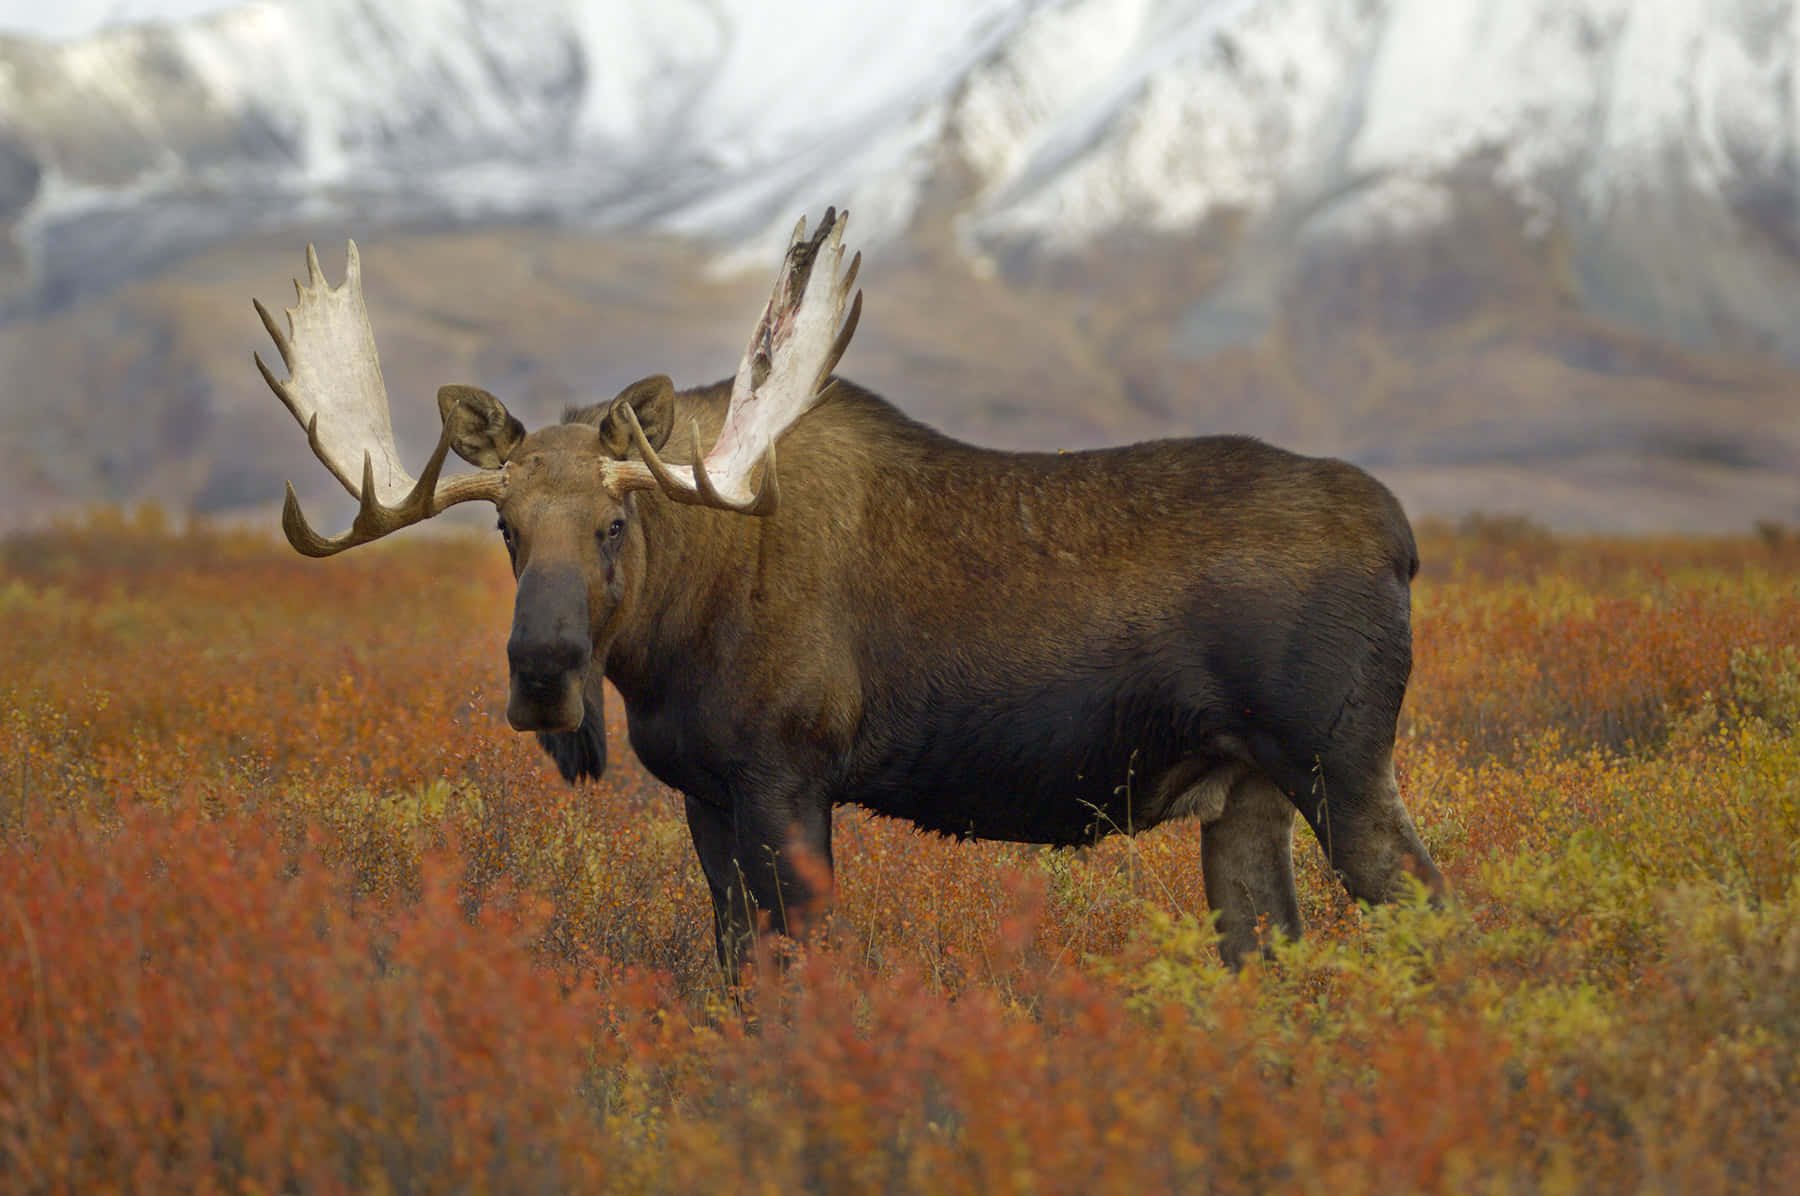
(254, 210), (1445, 971)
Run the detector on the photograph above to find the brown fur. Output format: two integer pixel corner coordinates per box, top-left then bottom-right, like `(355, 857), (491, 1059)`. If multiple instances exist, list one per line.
(464, 375), (1444, 972)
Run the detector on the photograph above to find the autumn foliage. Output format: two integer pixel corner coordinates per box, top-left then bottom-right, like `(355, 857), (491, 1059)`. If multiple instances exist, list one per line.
(3, 507), (1800, 1191)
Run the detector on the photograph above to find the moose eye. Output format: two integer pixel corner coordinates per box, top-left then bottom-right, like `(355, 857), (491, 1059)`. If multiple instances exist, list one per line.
(497, 519), (516, 550)
(604, 518), (626, 541)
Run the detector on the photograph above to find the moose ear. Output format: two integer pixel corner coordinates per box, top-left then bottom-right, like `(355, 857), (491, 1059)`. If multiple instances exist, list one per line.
(437, 384), (525, 469)
(597, 374), (676, 459)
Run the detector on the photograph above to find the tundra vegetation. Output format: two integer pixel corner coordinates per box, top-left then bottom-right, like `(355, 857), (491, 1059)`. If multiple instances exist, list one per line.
(2, 510), (1798, 1190)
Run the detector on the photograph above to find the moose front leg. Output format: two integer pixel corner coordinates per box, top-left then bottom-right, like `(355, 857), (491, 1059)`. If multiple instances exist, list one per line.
(683, 795), (756, 980)
(682, 788), (835, 981)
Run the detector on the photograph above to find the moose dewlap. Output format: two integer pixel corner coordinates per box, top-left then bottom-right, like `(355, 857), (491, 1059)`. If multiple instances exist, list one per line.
(254, 209), (1445, 972)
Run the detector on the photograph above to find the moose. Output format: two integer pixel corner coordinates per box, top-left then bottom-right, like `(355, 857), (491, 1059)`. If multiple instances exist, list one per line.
(254, 210), (1445, 971)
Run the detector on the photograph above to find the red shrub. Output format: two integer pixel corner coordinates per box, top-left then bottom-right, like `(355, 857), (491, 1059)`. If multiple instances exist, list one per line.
(0, 809), (603, 1191)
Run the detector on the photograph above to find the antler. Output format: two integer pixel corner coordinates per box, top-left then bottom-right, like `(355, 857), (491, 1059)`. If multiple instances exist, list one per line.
(254, 242), (505, 557)
(609, 207), (863, 514)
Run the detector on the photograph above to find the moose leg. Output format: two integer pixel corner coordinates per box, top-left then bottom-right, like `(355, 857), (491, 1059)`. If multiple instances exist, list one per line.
(1306, 749), (1446, 908)
(731, 786), (835, 943)
(1202, 773), (1304, 967)
(684, 795), (756, 979)
(683, 787), (835, 979)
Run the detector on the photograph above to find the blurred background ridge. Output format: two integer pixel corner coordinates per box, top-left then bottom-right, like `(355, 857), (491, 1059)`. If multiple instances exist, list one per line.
(1, 0), (1796, 533)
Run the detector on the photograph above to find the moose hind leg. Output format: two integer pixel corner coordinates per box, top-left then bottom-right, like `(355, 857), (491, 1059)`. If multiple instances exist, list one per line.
(1202, 773), (1303, 968)
(1311, 750), (1446, 908)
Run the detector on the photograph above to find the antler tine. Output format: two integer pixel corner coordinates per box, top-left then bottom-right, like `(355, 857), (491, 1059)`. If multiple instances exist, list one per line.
(688, 421), (779, 515)
(616, 402), (695, 499)
(281, 481), (342, 558)
(815, 285), (861, 392)
(741, 441), (780, 516)
(840, 248), (860, 298)
(280, 452), (406, 559)
(277, 415), (502, 557)
(256, 240), (505, 556)
(687, 424), (731, 509)
(612, 403), (777, 515)
(609, 208), (860, 516)
(253, 300), (294, 372)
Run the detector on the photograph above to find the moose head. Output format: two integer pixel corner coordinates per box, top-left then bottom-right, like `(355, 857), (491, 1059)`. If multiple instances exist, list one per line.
(255, 212), (861, 738)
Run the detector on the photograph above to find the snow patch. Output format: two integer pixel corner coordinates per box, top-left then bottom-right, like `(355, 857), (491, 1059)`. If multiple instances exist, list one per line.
(4, 0), (1800, 311)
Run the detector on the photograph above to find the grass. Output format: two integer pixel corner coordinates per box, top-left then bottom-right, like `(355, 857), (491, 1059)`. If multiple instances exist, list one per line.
(2, 507), (1799, 1191)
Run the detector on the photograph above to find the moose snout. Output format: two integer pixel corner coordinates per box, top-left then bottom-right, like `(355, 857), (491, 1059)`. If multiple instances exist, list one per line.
(506, 563), (592, 733)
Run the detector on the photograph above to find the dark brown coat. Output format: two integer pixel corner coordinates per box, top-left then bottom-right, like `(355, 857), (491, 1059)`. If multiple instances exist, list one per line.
(506, 376), (1442, 970)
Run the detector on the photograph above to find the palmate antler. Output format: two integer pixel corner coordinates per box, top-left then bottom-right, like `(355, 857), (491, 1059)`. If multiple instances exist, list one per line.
(608, 207), (862, 512)
(256, 211), (862, 554)
(254, 243), (505, 557)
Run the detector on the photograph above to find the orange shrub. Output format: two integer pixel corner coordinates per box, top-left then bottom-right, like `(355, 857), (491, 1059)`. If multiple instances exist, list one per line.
(2, 513), (1798, 1191)
(1409, 532), (1800, 755)
(0, 809), (605, 1192)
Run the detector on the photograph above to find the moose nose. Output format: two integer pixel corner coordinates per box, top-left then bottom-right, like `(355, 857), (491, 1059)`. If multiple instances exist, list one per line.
(506, 563), (591, 731)
(507, 563), (591, 673)
(508, 627), (589, 678)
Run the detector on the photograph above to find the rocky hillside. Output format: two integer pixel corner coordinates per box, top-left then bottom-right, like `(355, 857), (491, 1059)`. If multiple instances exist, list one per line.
(1, 0), (1796, 531)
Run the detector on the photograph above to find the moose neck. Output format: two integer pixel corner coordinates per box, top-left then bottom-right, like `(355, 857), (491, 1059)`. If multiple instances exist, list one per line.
(599, 385), (752, 708)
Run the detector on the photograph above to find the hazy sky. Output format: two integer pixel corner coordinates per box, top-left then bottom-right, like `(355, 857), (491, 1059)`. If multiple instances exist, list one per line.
(0, 0), (240, 40)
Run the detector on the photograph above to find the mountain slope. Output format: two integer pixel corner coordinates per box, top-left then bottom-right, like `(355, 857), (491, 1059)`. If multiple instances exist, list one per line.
(1, 0), (1797, 532)
(2, 1), (1795, 345)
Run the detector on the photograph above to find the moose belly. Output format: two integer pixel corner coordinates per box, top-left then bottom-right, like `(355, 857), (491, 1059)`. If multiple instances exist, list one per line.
(845, 674), (1235, 846)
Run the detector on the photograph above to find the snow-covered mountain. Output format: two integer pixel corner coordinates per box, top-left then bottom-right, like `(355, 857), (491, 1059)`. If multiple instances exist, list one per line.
(4, 0), (1799, 358)
(1, 0), (1797, 533)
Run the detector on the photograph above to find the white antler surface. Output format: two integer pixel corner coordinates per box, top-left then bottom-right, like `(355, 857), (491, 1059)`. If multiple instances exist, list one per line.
(712, 208), (861, 500)
(255, 242), (415, 507)
(255, 242), (504, 557)
(614, 207), (862, 513)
